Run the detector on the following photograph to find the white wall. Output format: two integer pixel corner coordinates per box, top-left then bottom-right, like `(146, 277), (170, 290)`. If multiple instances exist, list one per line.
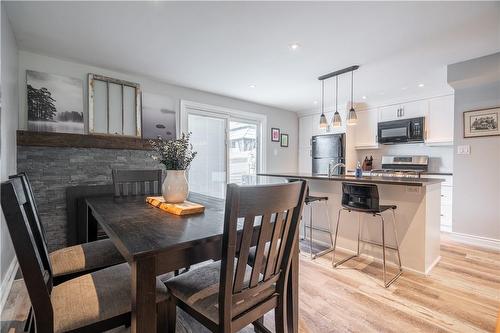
(1, 2), (19, 301)
(448, 52), (500, 241)
(17, 51), (298, 173)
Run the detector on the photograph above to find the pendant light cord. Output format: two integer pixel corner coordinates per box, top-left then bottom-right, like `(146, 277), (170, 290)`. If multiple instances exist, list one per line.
(351, 70), (354, 109)
(321, 80), (325, 115)
(335, 76), (338, 112)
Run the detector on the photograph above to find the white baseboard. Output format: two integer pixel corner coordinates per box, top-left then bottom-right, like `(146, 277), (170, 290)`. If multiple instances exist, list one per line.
(425, 256), (442, 275)
(0, 257), (18, 313)
(445, 232), (500, 251)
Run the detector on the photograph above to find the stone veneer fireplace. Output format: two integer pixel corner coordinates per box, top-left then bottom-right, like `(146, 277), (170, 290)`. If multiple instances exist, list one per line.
(16, 131), (160, 251)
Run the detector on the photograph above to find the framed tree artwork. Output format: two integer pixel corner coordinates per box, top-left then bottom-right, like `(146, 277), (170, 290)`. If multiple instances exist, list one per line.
(463, 107), (500, 138)
(271, 127), (280, 142)
(280, 133), (289, 147)
(27, 70), (84, 134)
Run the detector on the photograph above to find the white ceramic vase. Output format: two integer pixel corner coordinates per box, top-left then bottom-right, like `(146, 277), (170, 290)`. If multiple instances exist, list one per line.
(162, 170), (189, 203)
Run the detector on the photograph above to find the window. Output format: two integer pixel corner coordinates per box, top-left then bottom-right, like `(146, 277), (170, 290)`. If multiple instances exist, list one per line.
(88, 74), (142, 137)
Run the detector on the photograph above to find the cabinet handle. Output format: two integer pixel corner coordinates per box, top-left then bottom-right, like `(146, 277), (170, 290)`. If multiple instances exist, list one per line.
(401, 107), (404, 117)
(397, 109), (399, 117)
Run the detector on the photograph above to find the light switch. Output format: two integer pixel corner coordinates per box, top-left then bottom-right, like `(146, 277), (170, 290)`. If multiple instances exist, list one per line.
(457, 145), (471, 155)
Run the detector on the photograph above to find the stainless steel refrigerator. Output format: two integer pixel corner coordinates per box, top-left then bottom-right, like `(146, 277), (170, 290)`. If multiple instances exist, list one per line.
(311, 134), (345, 176)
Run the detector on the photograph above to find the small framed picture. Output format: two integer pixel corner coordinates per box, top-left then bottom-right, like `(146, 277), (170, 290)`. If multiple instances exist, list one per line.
(280, 133), (289, 147)
(271, 128), (280, 142)
(463, 107), (500, 138)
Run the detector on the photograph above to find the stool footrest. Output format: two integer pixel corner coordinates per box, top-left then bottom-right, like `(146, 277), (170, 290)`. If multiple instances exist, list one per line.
(360, 238), (399, 252)
(333, 254), (358, 267)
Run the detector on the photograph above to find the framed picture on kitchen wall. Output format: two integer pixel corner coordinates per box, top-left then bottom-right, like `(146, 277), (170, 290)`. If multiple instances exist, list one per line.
(142, 92), (177, 140)
(280, 133), (289, 147)
(271, 127), (280, 142)
(463, 107), (500, 138)
(27, 70), (84, 134)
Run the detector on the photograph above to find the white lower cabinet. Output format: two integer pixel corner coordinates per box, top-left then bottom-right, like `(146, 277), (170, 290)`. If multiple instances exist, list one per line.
(425, 175), (453, 232)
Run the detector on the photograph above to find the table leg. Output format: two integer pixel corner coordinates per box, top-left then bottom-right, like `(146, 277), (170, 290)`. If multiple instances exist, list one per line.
(131, 256), (157, 333)
(287, 239), (299, 333)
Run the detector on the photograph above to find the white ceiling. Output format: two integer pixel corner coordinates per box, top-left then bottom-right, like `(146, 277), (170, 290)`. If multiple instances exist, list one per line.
(5, 1), (500, 113)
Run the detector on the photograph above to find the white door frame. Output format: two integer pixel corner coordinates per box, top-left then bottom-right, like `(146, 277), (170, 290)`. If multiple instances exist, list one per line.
(180, 100), (267, 174)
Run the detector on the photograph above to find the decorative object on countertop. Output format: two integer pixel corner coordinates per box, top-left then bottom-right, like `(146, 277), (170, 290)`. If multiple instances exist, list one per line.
(463, 107), (500, 138)
(317, 65), (360, 129)
(271, 127), (281, 142)
(27, 70), (84, 134)
(362, 156), (373, 171)
(280, 133), (289, 147)
(149, 132), (197, 203)
(355, 161), (363, 178)
(146, 196), (205, 215)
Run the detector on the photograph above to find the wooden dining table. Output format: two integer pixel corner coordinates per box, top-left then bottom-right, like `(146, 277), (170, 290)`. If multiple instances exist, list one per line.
(86, 191), (299, 333)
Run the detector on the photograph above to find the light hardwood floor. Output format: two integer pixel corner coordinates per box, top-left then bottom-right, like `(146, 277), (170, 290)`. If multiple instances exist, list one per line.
(1, 235), (499, 333)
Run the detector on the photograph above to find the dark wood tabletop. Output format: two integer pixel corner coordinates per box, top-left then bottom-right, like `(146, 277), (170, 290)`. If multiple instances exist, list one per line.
(86, 193), (228, 260)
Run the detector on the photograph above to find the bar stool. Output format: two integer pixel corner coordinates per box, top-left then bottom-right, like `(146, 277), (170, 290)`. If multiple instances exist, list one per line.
(302, 190), (334, 259)
(332, 182), (403, 288)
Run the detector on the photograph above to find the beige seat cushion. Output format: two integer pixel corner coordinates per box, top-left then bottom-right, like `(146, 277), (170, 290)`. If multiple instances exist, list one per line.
(52, 263), (168, 333)
(165, 260), (275, 325)
(50, 239), (125, 278)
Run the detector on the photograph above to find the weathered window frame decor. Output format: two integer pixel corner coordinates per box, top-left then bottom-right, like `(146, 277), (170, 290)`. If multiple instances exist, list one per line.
(280, 133), (289, 147)
(271, 127), (280, 142)
(27, 70), (84, 134)
(463, 107), (500, 138)
(88, 73), (142, 137)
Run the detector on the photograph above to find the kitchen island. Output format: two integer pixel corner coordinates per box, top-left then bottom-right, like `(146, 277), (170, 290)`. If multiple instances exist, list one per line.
(258, 172), (444, 274)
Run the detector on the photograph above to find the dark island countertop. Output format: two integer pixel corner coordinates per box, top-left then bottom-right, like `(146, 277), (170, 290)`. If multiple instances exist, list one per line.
(257, 172), (444, 187)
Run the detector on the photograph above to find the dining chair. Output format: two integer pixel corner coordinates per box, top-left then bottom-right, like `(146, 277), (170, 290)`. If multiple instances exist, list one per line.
(1, 177), (169, 333)
(11, 172), (125, 285)
(164, 180), (307, 333)
(112, 169), (163, 197)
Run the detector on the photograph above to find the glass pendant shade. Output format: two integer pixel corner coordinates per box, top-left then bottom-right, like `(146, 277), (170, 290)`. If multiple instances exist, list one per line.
(332, 111), (342, 127)
(319, 113), (328, 129)
(347, 107), (358, 125)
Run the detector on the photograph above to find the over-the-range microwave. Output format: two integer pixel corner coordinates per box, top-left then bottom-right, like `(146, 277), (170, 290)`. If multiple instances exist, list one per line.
(377, 117), (425, 144)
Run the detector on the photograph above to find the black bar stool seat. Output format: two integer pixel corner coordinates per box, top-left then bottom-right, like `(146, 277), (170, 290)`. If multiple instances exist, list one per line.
(332, 182), (403, 288)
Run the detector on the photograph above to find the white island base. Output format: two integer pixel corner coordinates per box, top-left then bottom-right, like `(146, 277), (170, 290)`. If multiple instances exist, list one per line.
(300, 179), (442, 275)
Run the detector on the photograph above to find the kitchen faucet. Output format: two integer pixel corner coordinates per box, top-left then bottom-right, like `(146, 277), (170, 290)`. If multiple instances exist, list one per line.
(329, 161), (345, 178)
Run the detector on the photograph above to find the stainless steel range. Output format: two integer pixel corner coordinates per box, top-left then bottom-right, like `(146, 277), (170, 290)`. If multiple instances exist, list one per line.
(370, 155), (429, 178)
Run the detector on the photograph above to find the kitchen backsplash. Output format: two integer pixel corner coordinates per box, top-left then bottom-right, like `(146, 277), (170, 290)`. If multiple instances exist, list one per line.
(356, 144), (453, 173)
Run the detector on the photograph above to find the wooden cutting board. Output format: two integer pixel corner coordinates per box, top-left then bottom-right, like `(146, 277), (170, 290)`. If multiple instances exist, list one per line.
(146, 196), (205, 216)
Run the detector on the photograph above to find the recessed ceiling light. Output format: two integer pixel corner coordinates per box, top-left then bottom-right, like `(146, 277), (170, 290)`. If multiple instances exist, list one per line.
(313, 101), (318, 105)
(401, 86), (408, 90)
(249, 84), (256, 88)
(289, 42), (301, 50)
(418, 83), (425, 87)
(362, 96), (367, 100)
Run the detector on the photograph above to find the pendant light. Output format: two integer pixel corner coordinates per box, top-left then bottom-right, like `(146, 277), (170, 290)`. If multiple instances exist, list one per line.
(319, 80), (328, 129)
(332, 76), (342, 127)
(347, 69), (358, 125)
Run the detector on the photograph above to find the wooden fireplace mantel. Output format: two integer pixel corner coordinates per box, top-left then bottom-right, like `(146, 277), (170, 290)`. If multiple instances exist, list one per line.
(17, 130), (153, 150)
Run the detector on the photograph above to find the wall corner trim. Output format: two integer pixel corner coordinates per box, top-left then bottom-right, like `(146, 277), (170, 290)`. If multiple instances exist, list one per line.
(0, 257), (19, 313)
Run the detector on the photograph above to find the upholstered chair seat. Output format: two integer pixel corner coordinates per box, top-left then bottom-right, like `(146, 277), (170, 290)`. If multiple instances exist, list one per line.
(165, 260), (275, 324)
(52, 263), (168, 333)
(50, 238), (124, 278)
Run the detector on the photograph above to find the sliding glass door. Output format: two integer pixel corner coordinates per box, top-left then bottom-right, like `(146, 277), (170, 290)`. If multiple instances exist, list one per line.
(185, 106), (262, 198)
(229, 119), (258, 185)
(187, 112), (228, 199)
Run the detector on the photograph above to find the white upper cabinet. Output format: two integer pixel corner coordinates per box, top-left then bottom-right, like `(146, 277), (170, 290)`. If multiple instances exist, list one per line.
(354, 108), (379, 149)
(426, 95), (454, 145)
(299, 115), (313, 148)
(379, 100), (428, 122)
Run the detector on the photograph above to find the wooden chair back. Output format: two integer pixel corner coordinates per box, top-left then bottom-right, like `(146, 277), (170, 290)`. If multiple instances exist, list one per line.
(9, 172), (53, 277)
(219, 180), (307, 330)
(1, 178), (54, 332)
(112, 169), (162, 197)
